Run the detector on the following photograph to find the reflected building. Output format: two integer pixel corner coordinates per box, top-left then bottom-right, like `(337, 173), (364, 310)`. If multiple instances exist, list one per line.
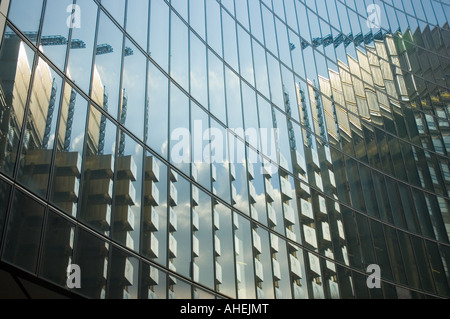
(0, 0), (449, 299)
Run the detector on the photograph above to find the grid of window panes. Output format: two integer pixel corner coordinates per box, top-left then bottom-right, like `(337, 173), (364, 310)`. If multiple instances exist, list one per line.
(0, 0), (449, 299)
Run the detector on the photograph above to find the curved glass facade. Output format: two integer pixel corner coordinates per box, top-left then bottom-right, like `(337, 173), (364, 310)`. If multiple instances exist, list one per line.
(0, 0), (449, 299)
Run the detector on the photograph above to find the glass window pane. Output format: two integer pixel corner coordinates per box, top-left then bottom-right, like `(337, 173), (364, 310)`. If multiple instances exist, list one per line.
(100, 0), (125, 26)
(169, 276), (192, 299)
(426, 240), (450, 296)
(74, 227), (109, 299)
(7, 0), (44, 45)
(225, 66), (243, 131)
(139, 261), (167, 299)
(208, 50), (226, 124)
(66, 0), (98, 94)
(113, 132), (143, 253)
(125, 0), (149, 50)
(247, 148), (267, 226)
(229, 134), (249, 216)
(121, 39), (146, 140)
(248, 0), (263, 42)
(0, 29), (35, 177)
(234, 213), (256, 299)
(92, 11), (123, 120)
(193, 286), (216, 299)
(146, 62), (169, 159)
(193, 190), (214, 289)
(168, 174), (191, 279)
(39, 211), (75, 288)
(206, 0), (222, 56)
(141, 153), (167, 267)
(149, 0), (169, 72)
(214, 203), (236, 298)
(2, 190), (45, 273)
(237, 25), (255, 86)
(261, 6), (278, 56)
(17, 58), (63, 198)
(210, 117), (231, 204)
(170, 13), (189, 89)
(190, 32), (208, 109)
(274, 109), (293, 172)
(191, 103), (211, 191)
(267, 54), (284, 109)
(241, 83), (260, 149)
(257, 96), (276, 162)
(253, 40), (269, 98)
(235, 0), (249, 30)
(169, 83), (190, 175)
(189, 0), (206, 40)
(109, 246), (139, 299)
(50, 84), (88, 217)
(271, 235), (293, 299)
(0, 179), (11, 244)
(40, 0), (73, 71)
(253, 226), (274, 299)
(80, 106), (117, 237)
(222, 9), (238, 72)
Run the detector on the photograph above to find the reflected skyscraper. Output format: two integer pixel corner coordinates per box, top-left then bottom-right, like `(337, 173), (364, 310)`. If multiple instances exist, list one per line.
(0, 0), (449, 299)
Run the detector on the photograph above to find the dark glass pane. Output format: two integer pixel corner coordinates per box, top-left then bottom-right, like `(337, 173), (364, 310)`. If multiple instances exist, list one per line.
(109, 246), (139, 299)
(0, 179), (11, 245)
(139, 261), (167, 299)
(169, 275), (192, 299)
(2, 190), (45, 273)
(73, 228), (109, 299)
(39, 211), (75, 288)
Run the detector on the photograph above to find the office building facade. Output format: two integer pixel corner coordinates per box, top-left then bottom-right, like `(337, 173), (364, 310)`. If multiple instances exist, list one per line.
(0, 0), (449, 299)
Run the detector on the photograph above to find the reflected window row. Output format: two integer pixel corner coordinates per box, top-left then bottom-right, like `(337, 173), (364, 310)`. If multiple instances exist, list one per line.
(6, 0), (448, 141)
(5, 0), (449, 185)
(0, 181), (449, 298)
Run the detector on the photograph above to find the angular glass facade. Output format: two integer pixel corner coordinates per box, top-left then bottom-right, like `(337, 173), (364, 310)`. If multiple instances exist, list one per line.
(0, 0), (449, 299)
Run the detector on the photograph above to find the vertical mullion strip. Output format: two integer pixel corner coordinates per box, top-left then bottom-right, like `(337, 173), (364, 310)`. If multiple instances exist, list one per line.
(110, 0), (128, 245)
(77, 2), (101, 222)
(166, 0), (172, 299)
(0, 179), (14, 259)
(12, 0), (47, 181)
